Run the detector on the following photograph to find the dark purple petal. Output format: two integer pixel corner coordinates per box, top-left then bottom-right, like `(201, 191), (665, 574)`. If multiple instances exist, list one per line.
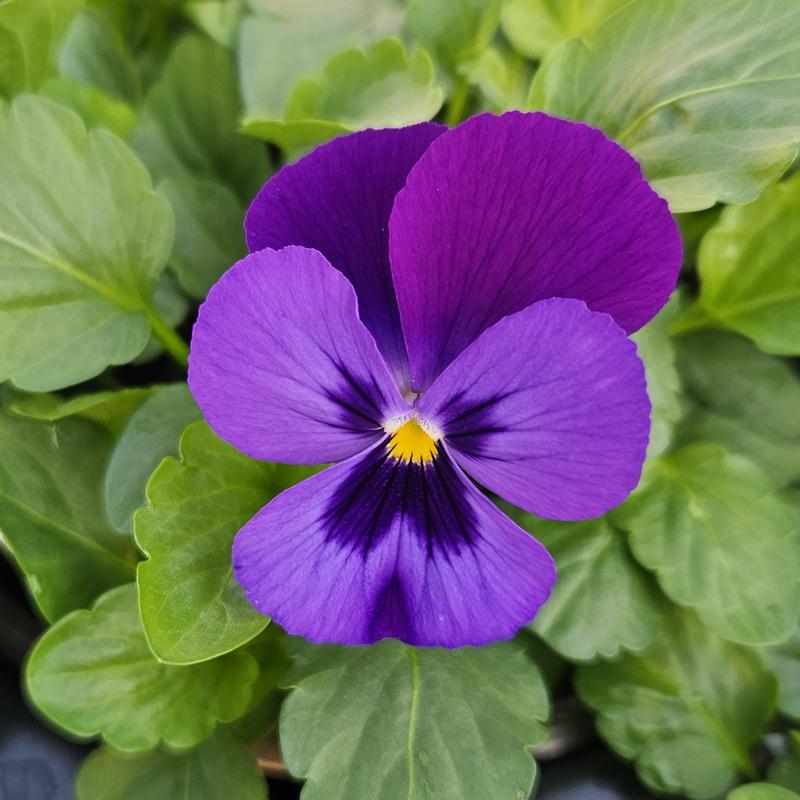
(188, 246), (409, 464)
(245, 124), (445, 389)
(389, 111), (682, 389)
(233, 441), (555, 647)
(416, 298), (650, 520)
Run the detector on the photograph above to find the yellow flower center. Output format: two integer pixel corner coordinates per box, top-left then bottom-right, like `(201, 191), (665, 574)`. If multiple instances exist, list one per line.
(387, 418), (438, 463)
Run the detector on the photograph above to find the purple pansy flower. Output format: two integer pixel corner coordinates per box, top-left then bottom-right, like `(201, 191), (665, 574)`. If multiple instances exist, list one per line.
(188, 112), (682, 648)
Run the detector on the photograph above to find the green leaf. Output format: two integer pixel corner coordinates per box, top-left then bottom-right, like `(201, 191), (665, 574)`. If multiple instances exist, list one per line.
(238, 0), (402, 119)
(0, 95), (175, 391)
(105, 383), (200, 533)
(26, 583), (258, 751)
(729, 786), (800, 800)
(676, 207), (722, 273)
(406, 0), (501, 73)
(576, 611), (776, 799)
(231, 626), (291, 743)
(769, 734), (800, 793)
(631, 301), (683, 462)
(135, 421), (318, 664)
(132, 32), (269, 202)
(81, 1), (181, 91)
(39, 76), (137, 138)
(528, 0), (800, 211)
(459, 46), (530, 112)
(58, 8), (141, 103)
(241, 38), (443, 153)
(75, 732), (267, 800)
(501, 0), (625, 60)
(0, 0), (82, 97)
(185, 1), (245, 47)
(764, 629), (800, 723)
(0, 413), (136, 622)
(675, 332), (800, 439)
(518, 515), (667, 661)
(675, 411), (800, 490)
(131, 271), (190, 364)
(615, 444), (800, 646)
(280, 639), (548, 800)
(674, 173), (800, 354)
(159, 177), (246, 299)
(9, 387), (153, 434)
(674, 332), (800, 486)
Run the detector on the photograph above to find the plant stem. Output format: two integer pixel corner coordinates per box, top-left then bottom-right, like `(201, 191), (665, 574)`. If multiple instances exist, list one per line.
(445, 79), (470, 127)
(668, 306), (713, 337)
(146, 305), (189, 368)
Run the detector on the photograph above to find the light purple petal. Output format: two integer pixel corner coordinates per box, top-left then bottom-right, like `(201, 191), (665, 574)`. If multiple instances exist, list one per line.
(233, 442), (555, 647)
(416, 298), (650, 520)
(188, 246), (409, 464)
(389, 111), (682, 389)
(245, 124), (445, 390)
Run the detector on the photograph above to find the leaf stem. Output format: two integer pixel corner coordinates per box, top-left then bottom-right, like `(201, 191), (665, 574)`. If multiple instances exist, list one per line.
(145, 305), (189, 368)
(668, 305), (714, 337)
(445, 79), (471, 127)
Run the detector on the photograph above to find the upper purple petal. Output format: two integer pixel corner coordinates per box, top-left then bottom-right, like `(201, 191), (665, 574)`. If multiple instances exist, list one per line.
(389, 111), (682, 390)
(416, 298), (650, 520)
(233, 440), (555, 647)
(245, 124), (445, 390)
(188, 246), (409, 464)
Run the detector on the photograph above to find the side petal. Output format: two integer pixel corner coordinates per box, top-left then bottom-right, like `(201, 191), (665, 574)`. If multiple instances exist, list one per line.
(233, 442), (555, 648)
(416, 298), (650, 520)
(189, 246), (408, 464)
(245, 124), (445, 389)
(390, 111), (682, 389)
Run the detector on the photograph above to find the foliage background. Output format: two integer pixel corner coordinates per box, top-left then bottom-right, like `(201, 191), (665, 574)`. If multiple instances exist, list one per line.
(1, 1), (799, 799)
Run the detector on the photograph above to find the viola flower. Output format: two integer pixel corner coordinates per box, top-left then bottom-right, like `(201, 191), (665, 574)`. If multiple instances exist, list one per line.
(188, 112), (682, 648)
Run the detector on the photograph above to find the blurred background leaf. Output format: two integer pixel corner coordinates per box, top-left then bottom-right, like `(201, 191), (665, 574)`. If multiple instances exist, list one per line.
(104, 383), (200, 533)
(238, 0), (403, 120)
(241, 37), (443, 155)
(0, 0), (82, 98)
(0, 97), (179, 389)
(674, 173), (800, 354)
(0, 414), (137, 622)
(577, 612), (775, 799)
(529, 0), (800, 211)
(75, 731), (267, 800)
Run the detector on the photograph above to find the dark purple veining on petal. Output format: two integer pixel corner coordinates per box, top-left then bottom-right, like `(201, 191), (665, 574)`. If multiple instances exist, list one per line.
(321, 361), (392, 435)
(233, 442), (556, 647)
(322, 439), (477, 558)
(421, 390), (511, 459)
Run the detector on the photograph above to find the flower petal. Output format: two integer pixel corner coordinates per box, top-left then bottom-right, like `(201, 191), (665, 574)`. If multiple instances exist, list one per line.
(233, 442), (555, 647)
(390, 111), (682, 389)
(188, 246), (408, 464)
(245, 124), (445, 389)
(416, 298), (650, 520)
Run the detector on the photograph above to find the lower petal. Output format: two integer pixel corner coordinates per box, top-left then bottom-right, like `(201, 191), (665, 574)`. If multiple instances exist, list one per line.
(233, 442), (555, 648)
